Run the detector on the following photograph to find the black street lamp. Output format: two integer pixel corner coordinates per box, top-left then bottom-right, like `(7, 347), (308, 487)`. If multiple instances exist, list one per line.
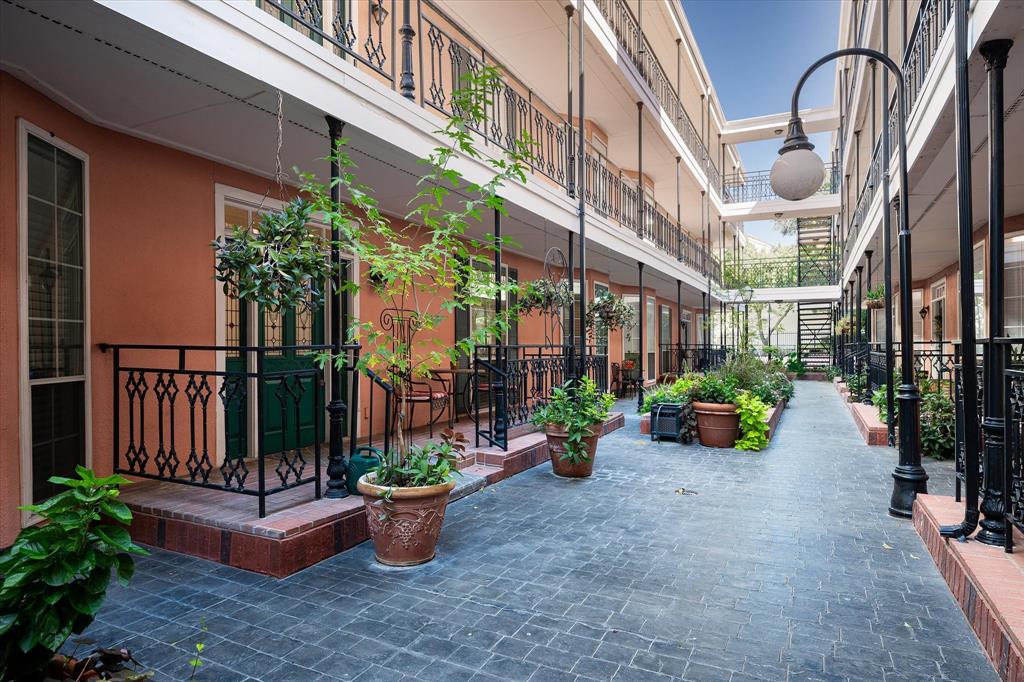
(771, 47), (927, 517)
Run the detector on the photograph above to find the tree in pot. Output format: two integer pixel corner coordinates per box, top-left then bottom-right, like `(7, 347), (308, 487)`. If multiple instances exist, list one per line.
(531, 377), (616, 477)
(692, 373), (741, 448)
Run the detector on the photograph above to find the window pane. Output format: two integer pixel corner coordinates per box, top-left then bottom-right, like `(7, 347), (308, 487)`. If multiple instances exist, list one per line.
(57, 209), (82, 265)
(58, 265), (83, 322)
(27, 198), (55, 260)
(55, 150), (83, 213)
(28, 260), (55, 320)
(28, 319), (55, 379)
(58, 321), (84, 377)
(27, 135), (54, 203)
(31, 382), (85, 502)
(974, 243), (986, 337)
(1005, 236), (1024, 337)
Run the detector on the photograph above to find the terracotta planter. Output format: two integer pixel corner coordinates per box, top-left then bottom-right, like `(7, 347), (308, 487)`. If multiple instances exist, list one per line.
(692, 401), (739, 448)
(544, 426), (600, 478)
(357, 475), (456, 566)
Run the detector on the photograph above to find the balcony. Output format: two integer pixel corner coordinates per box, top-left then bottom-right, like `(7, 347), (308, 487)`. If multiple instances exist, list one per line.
(253, 0), (720, 281)
(723, 252), (838, 290)
(591, 0), (722, 191)
(722, 163), (839, 204)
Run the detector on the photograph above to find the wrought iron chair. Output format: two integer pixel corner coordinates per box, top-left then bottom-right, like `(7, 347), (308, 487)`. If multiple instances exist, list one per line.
(392, 369), (450, 440)
(610, 362), (623, 398)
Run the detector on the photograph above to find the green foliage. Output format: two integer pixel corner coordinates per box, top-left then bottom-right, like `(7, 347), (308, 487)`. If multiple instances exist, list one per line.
(212, 198), (332, 313)
(0, 467), (147, 679)
(784, 352), (807, 376)
(844, 370), (868, 399)
(824, 366), (842, 381)
(639, 374), (701, 414)
(871, 385), (898, 425)
(371, 429), (467, 490)
(532, 377), (616, 463)
(735, 391), (770, 451)
(694, 373), (739, 405)
(866, 283), (885, 301)
(921, 392), (955, 460)
(585, 293), (636, 336)
(701, 351), (794, 406)
(521, 278), (574, 315)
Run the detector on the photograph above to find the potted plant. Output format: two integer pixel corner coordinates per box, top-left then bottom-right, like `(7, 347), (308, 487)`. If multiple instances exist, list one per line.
(835, 316), (852, 335)
(865, 284), (885, 309)
(640, 374), (700, 443)
(531, 377), (616, 477)
(522, 278), (575, 315)
(692, 373), (741, 448)
(357, 430), (467, 566)
(585, 292), (636, 335)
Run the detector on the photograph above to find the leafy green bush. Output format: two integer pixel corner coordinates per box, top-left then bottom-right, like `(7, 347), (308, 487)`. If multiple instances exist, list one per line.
(784, 352), (807, 376)
(372, 429), (466, 490)
(844, 370), (868, 399)
(532, 377), (616, 463)
(921, 392), (955, 460)
(871, 385), (898, 425)
(639, 374), (701, 414)
(735, 391), (770, 451)
(694, 373), (739, 404)
(824, 366), (842, 381)
(0, 467), (147, 679)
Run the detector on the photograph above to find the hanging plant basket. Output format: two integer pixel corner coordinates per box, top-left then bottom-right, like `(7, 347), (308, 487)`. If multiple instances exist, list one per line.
(586, 293), (636, 335)
(522, 278), (574, 315)
(865, 298), (885, 310)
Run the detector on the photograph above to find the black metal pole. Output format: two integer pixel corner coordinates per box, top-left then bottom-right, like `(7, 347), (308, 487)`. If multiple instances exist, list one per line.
(565, 4), (574, 199)
(576, 0), (587, 379)
(882, 0), (896, 446)
(856, 265), (863, 348)
(567, 230), (575, 357)
(325, 115), (348, 499)
(977, 39), (1014, 546)
(939, 0), (982, 541)
(638, 262), (645, 411)
(493, 207), (506, 442)
(865, 250), (873, 344)
(676, 156), (682, 261)
(399, 0), (415, 100)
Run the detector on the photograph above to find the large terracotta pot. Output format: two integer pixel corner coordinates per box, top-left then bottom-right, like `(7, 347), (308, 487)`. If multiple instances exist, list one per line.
(544, 426), (600, 478)
(692, 401), (739, 448)
(357, 475), (456, 566)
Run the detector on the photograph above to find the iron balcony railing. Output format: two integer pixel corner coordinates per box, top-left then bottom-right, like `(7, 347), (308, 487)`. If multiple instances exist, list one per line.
(843, 138), (883, 271)
(722, 163), (839, 204)
(473, 344), (609, 450)
(591, 0), (721, 191)
(100, 343), (394, 517)
(658, 343), (729, 376)
(255, 0), (720, 282)
(723, 254), (838, 289)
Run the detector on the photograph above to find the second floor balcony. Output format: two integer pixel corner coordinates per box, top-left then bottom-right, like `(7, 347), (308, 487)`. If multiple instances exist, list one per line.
(722, 162), (840, 204)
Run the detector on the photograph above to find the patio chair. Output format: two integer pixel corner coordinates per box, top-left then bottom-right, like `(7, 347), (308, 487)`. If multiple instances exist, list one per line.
(393, 370), (450, 440)
(610, 363), (623, 398)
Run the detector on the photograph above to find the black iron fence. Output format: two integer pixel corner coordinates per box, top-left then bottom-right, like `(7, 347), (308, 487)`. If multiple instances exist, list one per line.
(857, 341), (956, 401)
(473, 344), (608, 450)
(658, 343), (729, 376)
(100, 343), (393, 517)
(722, 163), (839, 204)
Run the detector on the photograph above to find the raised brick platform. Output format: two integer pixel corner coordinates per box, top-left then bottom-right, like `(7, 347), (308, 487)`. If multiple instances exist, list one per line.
(124, 413), (624, 576)
(834, 380), (889, 446)
(915, 494), (1024, 681)
(639, 401), (785, 440)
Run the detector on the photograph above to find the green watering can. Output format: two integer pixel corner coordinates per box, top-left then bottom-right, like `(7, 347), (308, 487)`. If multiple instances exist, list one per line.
(346, 446), (382, 495)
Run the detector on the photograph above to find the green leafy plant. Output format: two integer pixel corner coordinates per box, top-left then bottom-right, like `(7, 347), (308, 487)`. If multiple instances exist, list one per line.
(921, 392), (955, 460)
(187, 619), (208, 680)
(639, 374), (701, 414)
(521, 278), (574, 315)
(212, 198), (331, 313)
(824, 366), (842, 381)
(866, 283), (885, 307)
(844, 370), (868, 400)
(784, 352), (807, 376)
(370, 429), (467, 491)
(871, 385), (898, 425)
(694, 373), (739, 405)
(735, 391), (770, 451)
(585, 292), (636, 336)
(0, 467), (148, 680)
(532, 377), (616, 463)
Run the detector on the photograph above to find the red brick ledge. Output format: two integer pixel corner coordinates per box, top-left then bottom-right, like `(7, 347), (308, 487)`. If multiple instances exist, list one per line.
(638, 401), (785, 442)
(834, 381), (888, 446)
(914, 494), (1024, 681)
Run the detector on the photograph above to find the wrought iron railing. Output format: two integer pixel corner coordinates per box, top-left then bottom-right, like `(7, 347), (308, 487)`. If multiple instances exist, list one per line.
(862, 340), (956, 400)
(581, 143), (721, 284)
(722, 163), (839, 204)
(100, 343), (393, 517)
(591, 0), (721, 190)
(723, 254), (837, 289)
(659, 343), (729, 375)
(1003, 339), (1024, 551)
(843, 138), (883, 270)
(473, 344), (609, 450)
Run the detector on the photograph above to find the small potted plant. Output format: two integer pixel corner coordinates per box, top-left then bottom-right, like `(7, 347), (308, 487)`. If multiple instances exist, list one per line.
(691, 373), (741, 448)
(586, 293), (636, 335)
(356, 430), (467, 566)
(865, 284), (885, 309)
(835, 316), (852, 335)
(532, 377), (616, 477)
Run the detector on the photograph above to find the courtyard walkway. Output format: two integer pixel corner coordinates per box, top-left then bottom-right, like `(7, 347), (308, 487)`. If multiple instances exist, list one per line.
(84, 381), (997, 681)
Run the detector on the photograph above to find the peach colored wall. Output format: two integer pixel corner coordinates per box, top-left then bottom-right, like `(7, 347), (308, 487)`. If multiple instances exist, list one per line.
(0, 74), (299, 546)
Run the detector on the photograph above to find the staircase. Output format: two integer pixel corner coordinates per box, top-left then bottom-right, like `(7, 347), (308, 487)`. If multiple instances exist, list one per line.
(798, 301), (834, 368)
(797, 216), (836, 286)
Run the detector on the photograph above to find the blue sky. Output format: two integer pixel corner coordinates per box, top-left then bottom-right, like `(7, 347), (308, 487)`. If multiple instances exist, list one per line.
(683, 0), (840, 245)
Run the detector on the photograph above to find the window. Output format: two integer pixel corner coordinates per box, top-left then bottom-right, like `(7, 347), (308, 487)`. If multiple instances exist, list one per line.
(561, 279), (582, 347)
(646, 297), (656, 380)
(930, 280), (945, 343)
(974, 242), (986, 337)
(659, 305), (672, 374)
(593, 283), (609, 356)
(623, 295), (640, 368)
(912, 289), (924, 341)
(469, 263), (511, 344)
(1007, 234), (1024, 337)
(24, 131), (86, 502)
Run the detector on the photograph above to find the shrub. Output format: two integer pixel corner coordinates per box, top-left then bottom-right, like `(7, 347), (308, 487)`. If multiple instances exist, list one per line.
(871, 385), (898, 425)
(532, 377), (616, 463)
(921, 392), (955, 460)
(735, 391), (770, 451)
(694, 373), (739, 405)
(639, 373), (701, 414)
(784, 352), (807, 376)
(0, 467), (148, 680)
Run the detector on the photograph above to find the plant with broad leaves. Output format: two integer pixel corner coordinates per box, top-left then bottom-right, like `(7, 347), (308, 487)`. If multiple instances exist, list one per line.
(735, 390), (770, 451)
(520, 278), (574, 316)
(531, 377), (616, 463)
(0, 466), (147, 680)
(585, 293), (636, 336)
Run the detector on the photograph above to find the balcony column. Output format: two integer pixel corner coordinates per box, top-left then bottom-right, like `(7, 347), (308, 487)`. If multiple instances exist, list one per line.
(325, 115), (348, 499)
(565, 5), (574, 199)
(939, 0), (982, 540)
(865, 250), (873, 344)
(675, 156), (682, 261)
(881, 0), (896, 447)
(870, 60), (877, 144)
(493, 207), (506, 443)
(676, 279), (683, 372)
(977, 38), (1014, 546)
(637, 101), (644, 241)
(856, 265), (863, 348)
(567, 230), (575, 360)
(638, 262), (646, 411)
(719, 220), (725, 348)
(575, 0), (587, 378)
(399, 0), (415, 99)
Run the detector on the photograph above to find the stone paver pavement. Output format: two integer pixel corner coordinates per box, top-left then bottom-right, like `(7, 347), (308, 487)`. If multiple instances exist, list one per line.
(82, 381), (997, 681)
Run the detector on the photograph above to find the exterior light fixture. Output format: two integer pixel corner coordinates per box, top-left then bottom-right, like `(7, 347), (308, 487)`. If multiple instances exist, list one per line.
(770, 117), (826, 201)
(919, 306), (929, 320)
